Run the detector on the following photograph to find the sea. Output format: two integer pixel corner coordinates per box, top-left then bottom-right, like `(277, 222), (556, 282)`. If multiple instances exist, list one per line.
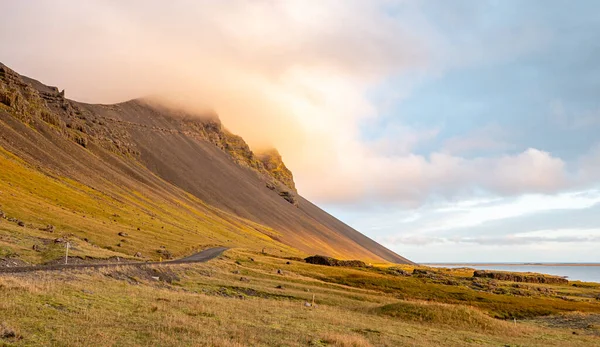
(426, 264), (600, 283)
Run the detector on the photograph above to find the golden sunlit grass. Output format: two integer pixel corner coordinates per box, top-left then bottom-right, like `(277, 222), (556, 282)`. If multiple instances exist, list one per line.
(0, 250), (598, 346)
(0, 145), (301, 265)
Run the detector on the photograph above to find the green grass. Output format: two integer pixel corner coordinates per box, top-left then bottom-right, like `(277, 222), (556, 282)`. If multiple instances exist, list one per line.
(231, 250), (600, 320)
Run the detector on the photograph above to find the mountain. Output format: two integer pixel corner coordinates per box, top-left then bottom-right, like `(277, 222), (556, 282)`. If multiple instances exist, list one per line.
(0, 62), (412, 264)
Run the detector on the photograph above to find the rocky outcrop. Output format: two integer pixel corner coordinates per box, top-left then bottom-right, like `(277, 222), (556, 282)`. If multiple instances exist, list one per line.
(256, 149), (297, 193)
(473, 270), (568, 285)
(304, 255), (367, 268)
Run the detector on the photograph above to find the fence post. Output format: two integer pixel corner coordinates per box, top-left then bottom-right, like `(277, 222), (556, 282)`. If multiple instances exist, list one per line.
(65, 242), (70, 265)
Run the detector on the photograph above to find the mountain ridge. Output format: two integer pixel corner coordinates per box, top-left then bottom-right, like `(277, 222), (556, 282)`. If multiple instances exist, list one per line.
(0, 62), (412, 264)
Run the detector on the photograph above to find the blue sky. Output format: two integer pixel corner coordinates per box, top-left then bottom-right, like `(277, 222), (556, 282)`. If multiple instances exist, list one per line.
(322, 0), (600, 262)
(2, 0), (599, 262)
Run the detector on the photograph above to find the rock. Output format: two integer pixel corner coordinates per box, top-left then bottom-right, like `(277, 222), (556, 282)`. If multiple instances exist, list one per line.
(117, 243), (122, 247)
(43, 225), (55, 233)
(151, 276), (160, 281)
(17, 221), (25, 227)
(54, 238), (65, 243)
(277, 269), (283, 275)
(240, 277), (250, 282)
(304, 302), (312, 307)
(118, 232), (128, 237)
(0, 210), (5, 218)
(286, 261), (291, 265)
(0, 323), (18, 339)
(412, 269), (435, 276)
(32, 244), (40, 252)
(249, 258), (255, 262)
(156, 249), (173, 259)
(137, 227), (140, 231)
(134, 252), (142, 258)
(387, 268), (411, 276)
(74, 135), (88, 148)
(278, 191), (298, 205)
(275, 285), (284, 289)
(232, 270), (240, 274)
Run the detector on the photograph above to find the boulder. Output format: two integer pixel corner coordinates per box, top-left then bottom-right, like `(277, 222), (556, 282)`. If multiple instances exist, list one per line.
(134, 252), (142, 258)
(156, 249), (173, 259)
(278, 191), (298, 205)
(118, 232), (128, 237)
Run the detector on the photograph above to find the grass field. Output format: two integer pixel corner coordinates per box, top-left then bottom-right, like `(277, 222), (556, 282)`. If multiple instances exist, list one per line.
(0, 249), (599, 346)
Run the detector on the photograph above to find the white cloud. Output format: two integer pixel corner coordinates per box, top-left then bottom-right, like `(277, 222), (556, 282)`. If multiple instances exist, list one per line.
(1, 1), (595, 208)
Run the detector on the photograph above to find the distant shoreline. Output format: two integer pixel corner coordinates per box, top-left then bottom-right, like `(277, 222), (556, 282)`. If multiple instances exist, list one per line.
(424, 263), (600, 267)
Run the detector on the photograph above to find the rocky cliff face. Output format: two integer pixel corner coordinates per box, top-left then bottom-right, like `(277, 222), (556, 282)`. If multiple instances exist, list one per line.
(0, 63), (298, 206)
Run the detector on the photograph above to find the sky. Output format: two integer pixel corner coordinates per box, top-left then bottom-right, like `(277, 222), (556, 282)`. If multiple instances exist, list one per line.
(1, 1), (599, 262)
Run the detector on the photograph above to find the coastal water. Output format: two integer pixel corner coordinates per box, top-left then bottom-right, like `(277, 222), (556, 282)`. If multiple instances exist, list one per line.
(427, 264), (600, 283)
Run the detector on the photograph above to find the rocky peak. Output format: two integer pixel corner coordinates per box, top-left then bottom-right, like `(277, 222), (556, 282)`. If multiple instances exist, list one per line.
(256, 149), (297, 193)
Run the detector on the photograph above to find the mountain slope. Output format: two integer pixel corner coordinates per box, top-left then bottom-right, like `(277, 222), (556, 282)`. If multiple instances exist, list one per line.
(0, 62), (412, 264)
